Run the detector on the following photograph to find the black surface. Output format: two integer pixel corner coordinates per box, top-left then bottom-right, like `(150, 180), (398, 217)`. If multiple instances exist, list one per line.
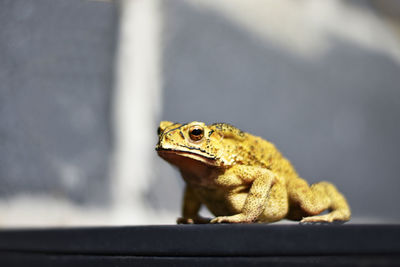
(1, 253), (400, 267)
(0, 224), (399, 266)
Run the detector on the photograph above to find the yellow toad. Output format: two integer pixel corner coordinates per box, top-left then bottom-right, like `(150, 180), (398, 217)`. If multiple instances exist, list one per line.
(156, 121), (351, 224)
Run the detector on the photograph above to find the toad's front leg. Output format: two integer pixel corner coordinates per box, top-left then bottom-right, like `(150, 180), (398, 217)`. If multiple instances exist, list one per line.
(177, 185), (211, 224)
(211, 166), (275, 223)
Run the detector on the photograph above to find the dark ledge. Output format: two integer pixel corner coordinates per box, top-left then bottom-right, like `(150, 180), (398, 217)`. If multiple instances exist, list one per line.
(0, 224), (399, 266)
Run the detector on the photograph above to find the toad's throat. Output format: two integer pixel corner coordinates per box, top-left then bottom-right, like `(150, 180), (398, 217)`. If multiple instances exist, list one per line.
(156, 147), (219, 166)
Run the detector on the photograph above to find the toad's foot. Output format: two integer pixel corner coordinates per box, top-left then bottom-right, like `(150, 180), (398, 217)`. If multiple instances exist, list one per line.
(300, 213), (349, 224)
(210, 214), (254, 224)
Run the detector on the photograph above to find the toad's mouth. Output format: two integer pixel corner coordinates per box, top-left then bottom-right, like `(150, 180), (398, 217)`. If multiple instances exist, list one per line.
(156, 147), (219, 166)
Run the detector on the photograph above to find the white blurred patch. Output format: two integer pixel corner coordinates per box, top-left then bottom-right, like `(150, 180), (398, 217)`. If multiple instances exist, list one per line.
(58, 162), (82, 190)
(187, 0), (400, 62)
(0, 194), (175, 227)
(110, 0), (174, 224)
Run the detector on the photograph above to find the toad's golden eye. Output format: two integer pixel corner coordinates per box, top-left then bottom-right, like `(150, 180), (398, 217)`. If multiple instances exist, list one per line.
(189, 126), (204, 141)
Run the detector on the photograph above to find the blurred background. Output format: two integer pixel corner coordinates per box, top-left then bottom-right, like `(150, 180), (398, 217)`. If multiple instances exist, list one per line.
(1, 0), (400, 226)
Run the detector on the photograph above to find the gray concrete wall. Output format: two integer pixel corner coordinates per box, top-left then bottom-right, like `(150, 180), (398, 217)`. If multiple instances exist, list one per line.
(0, 0), (399, 225)
(0, 0), (117, 205)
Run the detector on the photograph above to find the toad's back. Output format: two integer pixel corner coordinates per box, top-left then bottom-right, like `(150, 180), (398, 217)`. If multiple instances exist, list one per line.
(224, 132), (299, 181)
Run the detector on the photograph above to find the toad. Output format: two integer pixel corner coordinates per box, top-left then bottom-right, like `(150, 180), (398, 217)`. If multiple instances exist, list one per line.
(156, 121), (351, 224)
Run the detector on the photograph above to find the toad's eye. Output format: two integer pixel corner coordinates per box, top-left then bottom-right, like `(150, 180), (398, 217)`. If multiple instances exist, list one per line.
(157, 127), (162, 135)
(189, 126), (204, 141)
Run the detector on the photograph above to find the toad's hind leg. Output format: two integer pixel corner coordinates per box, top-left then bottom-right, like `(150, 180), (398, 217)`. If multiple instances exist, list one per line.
(287, 178), (351, 223)
(258, 178), (289, 223)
